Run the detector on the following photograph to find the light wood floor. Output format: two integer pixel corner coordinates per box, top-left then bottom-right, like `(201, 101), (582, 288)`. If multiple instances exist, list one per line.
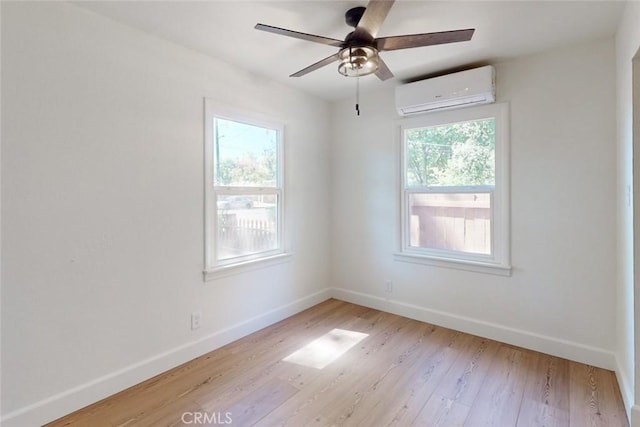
(48, 299), (628, 426)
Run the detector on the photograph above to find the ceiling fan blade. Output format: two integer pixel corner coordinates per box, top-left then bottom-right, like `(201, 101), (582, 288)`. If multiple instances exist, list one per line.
(255, 24), (343, 47)
(290, 53), (340, 77)
(375, 56), (394, 81)
(376, 29), (475, 51)
(353, 0), (395, 41)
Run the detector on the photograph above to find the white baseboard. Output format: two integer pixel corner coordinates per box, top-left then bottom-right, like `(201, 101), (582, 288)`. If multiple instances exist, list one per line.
(331, 287), (616, 370)
(0, 288), (332, 427)
(615, 355), (634, 423)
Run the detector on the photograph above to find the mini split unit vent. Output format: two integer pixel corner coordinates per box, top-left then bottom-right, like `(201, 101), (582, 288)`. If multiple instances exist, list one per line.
(395, 65), (495, 116)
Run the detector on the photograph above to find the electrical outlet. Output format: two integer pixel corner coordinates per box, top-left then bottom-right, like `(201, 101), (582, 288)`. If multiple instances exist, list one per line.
(385, 280), (393, 293)
(191, 311), (202, 330)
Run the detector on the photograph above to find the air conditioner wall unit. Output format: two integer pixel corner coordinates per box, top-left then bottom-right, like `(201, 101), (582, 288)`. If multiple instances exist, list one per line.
(395, 65), (495, 116)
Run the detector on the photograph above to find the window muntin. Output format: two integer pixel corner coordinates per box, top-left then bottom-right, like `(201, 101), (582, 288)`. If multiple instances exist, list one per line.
(204, 105), (285, 273)
(400, 103), (509, 270)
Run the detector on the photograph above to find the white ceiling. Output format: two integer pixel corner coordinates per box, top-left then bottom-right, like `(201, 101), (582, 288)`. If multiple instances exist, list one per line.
(73, 1), (625, 101)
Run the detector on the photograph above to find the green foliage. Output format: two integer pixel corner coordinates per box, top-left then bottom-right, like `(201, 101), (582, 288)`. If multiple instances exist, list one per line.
(215, 148), (277, 187)
(406, 118), (495, 187)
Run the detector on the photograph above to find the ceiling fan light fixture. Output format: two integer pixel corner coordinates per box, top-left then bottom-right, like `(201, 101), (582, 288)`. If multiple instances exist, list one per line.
(337, 46), (379, 77)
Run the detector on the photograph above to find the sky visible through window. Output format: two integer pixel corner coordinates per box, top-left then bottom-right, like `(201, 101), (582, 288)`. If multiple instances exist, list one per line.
(214, 117), (276, 160)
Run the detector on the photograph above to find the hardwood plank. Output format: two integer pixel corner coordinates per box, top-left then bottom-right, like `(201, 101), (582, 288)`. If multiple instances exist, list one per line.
(430, 336), (501, 408)
(516, 353), (570, 427)
(413, 394), (471, 427)
(569, 362), (629, 427)
(46, 415), (114, 427)
(412, 336), (501, 426)
(356, 329), (472, 426)
(320, 325), (461, 426)
(116, 398), (202, 427)
(464, 345), (530, 426)
(599, 369), (632, 427)
(276, 310), (395, 390)
(223, 378), (298, 426)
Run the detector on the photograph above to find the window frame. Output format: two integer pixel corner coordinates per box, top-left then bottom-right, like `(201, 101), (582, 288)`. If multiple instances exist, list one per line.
(396, 102), (511, 275)
(203, 100), (289, 280)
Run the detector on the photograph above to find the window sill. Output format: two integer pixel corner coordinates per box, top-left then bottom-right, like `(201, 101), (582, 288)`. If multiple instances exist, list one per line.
(393, 252), (511, 276)
(204, 252), (293, 281)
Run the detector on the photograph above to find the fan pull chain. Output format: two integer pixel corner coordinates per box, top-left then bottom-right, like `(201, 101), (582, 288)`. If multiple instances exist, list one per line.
(355, 74), (360, 116)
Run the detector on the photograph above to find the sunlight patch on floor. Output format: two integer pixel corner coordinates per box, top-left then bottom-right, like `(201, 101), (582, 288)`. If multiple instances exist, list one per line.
(282, 328), (369, 369)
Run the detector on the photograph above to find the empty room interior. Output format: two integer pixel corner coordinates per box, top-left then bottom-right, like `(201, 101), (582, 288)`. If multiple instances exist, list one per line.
(2, 0), (640, 426)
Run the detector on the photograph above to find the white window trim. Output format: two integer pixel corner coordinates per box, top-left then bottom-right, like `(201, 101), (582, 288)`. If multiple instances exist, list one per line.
(203, 100), (290, 280)
(204, 252), (292, 281)
(396, 102), (511, 275)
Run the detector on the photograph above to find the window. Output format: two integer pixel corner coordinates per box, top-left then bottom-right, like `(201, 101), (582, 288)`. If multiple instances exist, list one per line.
(397, 103), (510, 274)
(204, 101), (287, 278)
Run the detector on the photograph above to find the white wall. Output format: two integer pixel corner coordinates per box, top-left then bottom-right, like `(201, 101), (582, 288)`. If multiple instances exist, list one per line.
(330, 38), (617, 370)
(615, 1), (640, 423)
(1, 2), (632, 426)
(0, 2), (331, 425)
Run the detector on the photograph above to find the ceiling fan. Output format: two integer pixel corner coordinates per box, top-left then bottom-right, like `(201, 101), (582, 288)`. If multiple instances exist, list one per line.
(255, 0), (475, 81)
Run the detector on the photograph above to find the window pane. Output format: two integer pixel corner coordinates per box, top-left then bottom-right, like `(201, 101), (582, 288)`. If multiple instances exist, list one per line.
(408, 192), (491, 255)
(216, 194), (278, 260)
(213, 117), (278, 187)
(405, 118), (495, 187)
